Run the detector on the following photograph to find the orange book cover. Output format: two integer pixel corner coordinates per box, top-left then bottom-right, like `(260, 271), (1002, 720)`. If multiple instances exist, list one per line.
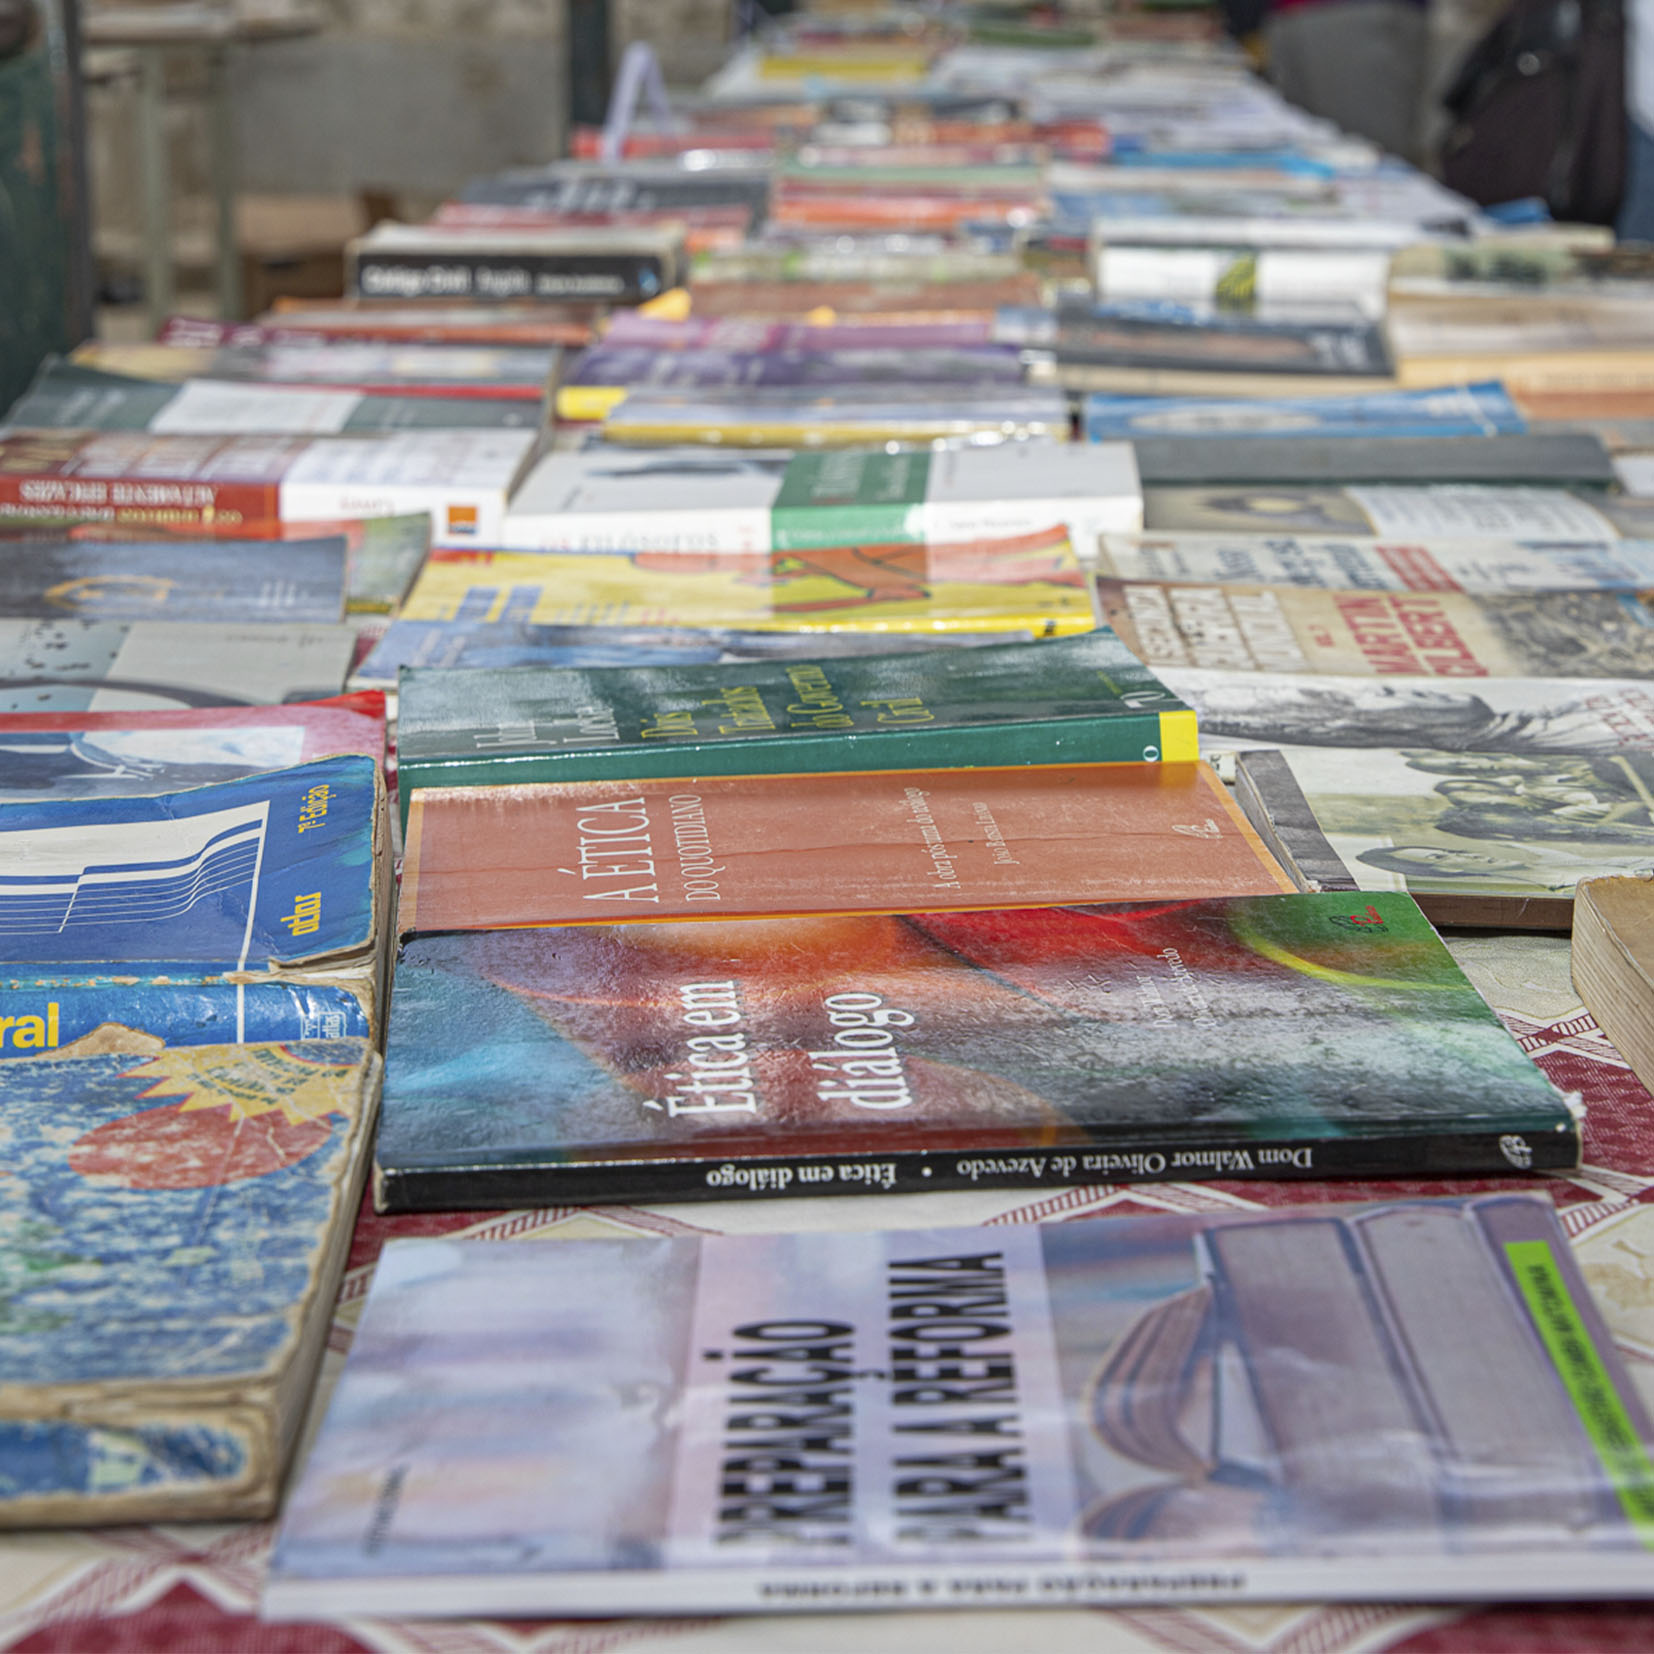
(399, 760), (1293, 934)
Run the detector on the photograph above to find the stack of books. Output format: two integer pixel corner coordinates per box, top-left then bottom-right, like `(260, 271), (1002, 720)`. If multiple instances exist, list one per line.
(8, 3), (1654, 1648)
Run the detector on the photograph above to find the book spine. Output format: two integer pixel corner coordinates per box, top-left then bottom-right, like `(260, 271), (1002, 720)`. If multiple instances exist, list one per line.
(353, 250), (679, 305)
(374, 1118), (1581, 1211)
(0, 471), (282, 529)
(499, 507), (773, 554)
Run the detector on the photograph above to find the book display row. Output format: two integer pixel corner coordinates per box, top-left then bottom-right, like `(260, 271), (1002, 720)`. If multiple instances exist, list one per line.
(13, 4), (1654, 1651)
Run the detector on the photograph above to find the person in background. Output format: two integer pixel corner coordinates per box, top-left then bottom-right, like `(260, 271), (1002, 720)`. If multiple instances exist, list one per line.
(1622, 0), (1654, 236)
(1264, 0), (1428, 160)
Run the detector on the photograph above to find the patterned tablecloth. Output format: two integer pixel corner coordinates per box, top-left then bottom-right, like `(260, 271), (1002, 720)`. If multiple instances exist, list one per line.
(6, 931), (1654, 1653)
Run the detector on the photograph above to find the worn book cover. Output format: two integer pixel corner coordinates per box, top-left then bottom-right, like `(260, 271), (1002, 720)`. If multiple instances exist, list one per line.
(0, 694), (384, 802)
(502, 443), (1142, 553)
(1083, 381), (1525, 440)
(394, 633), (1195, 813)
(267, 1191), (1654, 1615)
(0, 619), (356, 711)
(375, 891), (1577, 1210)
(1093, 578), (1654, 678)
(1097, 533), (1654, 594)
(401, 528), (1098, 637)
(1233, 744), (1654, 929)
(1142, 483), (1620, 541)
(0, 1038), (381, 1525)
(398, 760), (1292, 935)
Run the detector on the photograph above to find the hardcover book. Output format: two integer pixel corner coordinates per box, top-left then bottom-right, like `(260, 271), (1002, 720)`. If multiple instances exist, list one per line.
(1092, 578), (1654, 679)
(394, 633), (1196, 816)
(0, 535), (348, 623)
(501, 444), (1143, 553)
(266, 1191), (1654, 1615)
(401, 528), (1098, 637)
(348, 222), (684, 305)
(0, 1038), (380, 1525)
(1142, 483), (1620, 541)
(1571, 876), (1654, 1096)
(1083, 382), (1525, 440)
(0, 430), (537, 548)
(0, 619), (356, 711)
(374, 891), (1577, 1210)
(1232, 744), (1654, 929)
(1096, 533), (1654, 594)
(397, 759), (1292, 935)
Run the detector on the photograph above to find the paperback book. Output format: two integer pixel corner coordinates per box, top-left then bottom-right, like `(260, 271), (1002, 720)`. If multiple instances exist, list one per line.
(397, 760), (1293, 935)
(266, 1191), (1654, 1615)
(394, 632), (1196, 816)
(374, 891), (1577, 1210)
(1233, 744), (1654, 929)
(501, 445), (1143, 553)
(0, 1038), (380, 1525)
(401, 528), (1098, 637)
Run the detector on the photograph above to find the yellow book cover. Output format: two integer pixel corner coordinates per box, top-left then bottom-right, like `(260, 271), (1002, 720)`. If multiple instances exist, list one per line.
(401, 525), (1098, 635)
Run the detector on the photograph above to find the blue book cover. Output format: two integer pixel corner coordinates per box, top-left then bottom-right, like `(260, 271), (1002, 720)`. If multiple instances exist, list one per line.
(0, 755), (381, 972)
(0, 1038), (379, 1524)
(1085, 382), (1525, 441)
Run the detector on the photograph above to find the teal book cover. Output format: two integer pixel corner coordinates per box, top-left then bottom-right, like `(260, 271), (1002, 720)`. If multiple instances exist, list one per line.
(0, 1038), (380, 1526)
(394, 632), (1197, 823)
(374, 891), (1577, 1210)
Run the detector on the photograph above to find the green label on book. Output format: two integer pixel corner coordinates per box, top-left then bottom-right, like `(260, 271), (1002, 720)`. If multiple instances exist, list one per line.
(770, 449), (932, 549)
(1506, 1237), (1654, 1545)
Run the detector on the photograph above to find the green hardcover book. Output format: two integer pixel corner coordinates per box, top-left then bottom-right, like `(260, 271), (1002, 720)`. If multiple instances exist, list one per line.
(394, 631), (1197, 826)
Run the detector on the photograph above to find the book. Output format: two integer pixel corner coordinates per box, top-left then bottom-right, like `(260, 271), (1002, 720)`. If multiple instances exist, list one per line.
(372, 892), (1577, 1210)
(5, 360), (548, 434)
(0, 534), (348, 623)
(397, 760), (1293, 935)
(1571, 877), (1654, 1095)
(394, 633), (1197, 817)
(1129, 435), (1616, 490)
(1083, 381), (1526, 440)
(598, 387), (1074, 448)
(1093, 244), (1395, 315)
(349, 223), (685, 305)
(1233, 744), (1654, 929)
(265, 1190), (1654, 1615)
(457, 162), (773, 218)
(1142, 484), (1621, 540)
(1094, 578), (1654, 679)
(682, 275), (1047, 317)
(158, 310), (595, 348)
(597, 315), (999, 351)
(501, 445), (1143, 553)
(401, 528), (1098, 638)
(0, 1037), (380, 1525)
(0, 620), (356, 711)
(1096, 533), (1654, 593)
(0, 692), (383, 796)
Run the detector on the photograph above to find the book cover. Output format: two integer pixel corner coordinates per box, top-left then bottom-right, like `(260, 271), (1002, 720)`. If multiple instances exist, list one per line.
(0, 1038), (380, 1525)
(6, 360), (547, 434)
(501, 445), (1142, 553)
(1130, 435), (1615, 490)
(205, 340), (557, 400)
(1083, 381), (1524, 440)
(402, 528), (1098, 637)
(1092, 578), (1654, 679)
(157, 311), (593, 348)
(1142, 484), (1621, 540)
(374, 891), (1577, 1209)
(394, 633), (1196, 815)
(348, 223), (684, 304)
(1233, 744), (1654, 929)
(397, 760), (1293, 935)
(598, 315), (998, 351)
(267, 1191), (1654, 1615)
(682, 275), (1047, 317)
(1097, 532), (1654, 593)
(0, 694), (384, 802)
(0, 619), (356, 711)
(0, 535), (348, 623)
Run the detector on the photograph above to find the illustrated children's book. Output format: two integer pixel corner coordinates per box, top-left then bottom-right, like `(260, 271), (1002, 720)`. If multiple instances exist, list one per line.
(0, 1038), (381, 1526)
(397, 760), (1293, 935)
(375, 891), (1578, 1210)
(400, 527), (1098, 637)
(393, 632), (1195, 817)
(266, 1191), (1654, 1615)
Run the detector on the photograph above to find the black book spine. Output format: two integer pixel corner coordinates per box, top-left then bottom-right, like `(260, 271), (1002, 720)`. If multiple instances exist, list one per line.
(354, 249), (677, 304)
(374, 1118), (1581, 1211)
